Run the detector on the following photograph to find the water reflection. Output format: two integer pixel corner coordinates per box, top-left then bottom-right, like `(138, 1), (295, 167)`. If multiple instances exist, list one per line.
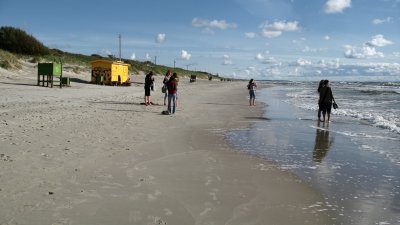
(313, 122), (334, 163)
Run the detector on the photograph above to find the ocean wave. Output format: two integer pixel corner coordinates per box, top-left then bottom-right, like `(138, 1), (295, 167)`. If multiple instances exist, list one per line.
(359, 90), (400, 95)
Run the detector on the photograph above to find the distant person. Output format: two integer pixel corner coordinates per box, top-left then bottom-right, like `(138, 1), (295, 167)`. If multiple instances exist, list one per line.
(319, 80), (335, 122)
(166, 73), (178, 114)
(247, 79), (257, 106)
(163, 70), (172, 105)
(317, 80), (325, 121)
(144, 71), (154, 106)
(175, 73), (180, 108)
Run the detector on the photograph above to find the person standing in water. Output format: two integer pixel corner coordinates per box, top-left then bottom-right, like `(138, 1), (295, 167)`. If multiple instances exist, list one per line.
(317, 80), (324, 121)
(247, 79), (257, 106)
(319, 80), (335, 122)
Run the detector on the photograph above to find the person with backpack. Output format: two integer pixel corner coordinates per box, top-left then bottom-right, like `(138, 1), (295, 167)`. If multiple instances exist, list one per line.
(247, 79), (257, 106)
(144, 71), (154, 106)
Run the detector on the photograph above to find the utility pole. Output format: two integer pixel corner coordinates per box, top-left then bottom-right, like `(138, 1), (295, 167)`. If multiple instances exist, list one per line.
(118, 33), (121, 62)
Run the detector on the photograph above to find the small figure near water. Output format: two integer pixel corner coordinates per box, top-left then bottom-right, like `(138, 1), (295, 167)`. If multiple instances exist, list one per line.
(247, 79), (257, 106)
(319, 80), (335, 122)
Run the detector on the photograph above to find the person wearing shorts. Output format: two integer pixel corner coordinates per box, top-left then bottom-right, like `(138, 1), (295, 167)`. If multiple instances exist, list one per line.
(247, 79), (257, 106)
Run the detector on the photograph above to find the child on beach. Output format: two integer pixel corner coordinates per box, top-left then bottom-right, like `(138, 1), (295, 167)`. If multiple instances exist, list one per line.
(247, 79), (257, 106)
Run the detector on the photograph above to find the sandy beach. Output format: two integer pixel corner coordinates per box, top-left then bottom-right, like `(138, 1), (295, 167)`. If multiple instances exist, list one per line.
(0, 62), (332, 224)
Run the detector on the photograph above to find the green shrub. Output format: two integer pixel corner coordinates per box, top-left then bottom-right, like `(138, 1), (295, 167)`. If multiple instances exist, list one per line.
(0, 49), (21, 69)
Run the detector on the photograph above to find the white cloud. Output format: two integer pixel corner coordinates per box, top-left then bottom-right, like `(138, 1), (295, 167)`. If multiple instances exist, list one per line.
(192, 18), (237, 32)
(255, 53), (279, 65)
(372, 17), (392, 25)
(223, 60), (233, 65)
(245, 32), (257, 38)
(366, 34), (393, 47)
(156, 33), (166, 43)
(262, 30), (282, 38)
(302, 46), (327, 53)
(222, 54), (233, 65)
(145, 53), (151, 60)
(180, 50), (191, 60)
(98, 49), (112, 57)
(255, 53), (265, 61)
(344, 45), (384, 59)
(260, 21), (301, 38)
(130, 52), (136, 60)
(343, 35), (393, 59)
(324, 0), (351, 14)
(295, 58), (312, 66)
(324, 35), (331, 40)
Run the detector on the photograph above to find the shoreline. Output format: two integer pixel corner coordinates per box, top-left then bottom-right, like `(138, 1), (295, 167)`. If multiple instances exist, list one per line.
(0, 67), (333, 224)
(229, 85), (400, 225)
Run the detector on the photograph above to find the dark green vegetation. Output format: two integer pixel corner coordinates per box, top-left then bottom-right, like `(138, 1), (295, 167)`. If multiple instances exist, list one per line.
(0, 26), (223, 79)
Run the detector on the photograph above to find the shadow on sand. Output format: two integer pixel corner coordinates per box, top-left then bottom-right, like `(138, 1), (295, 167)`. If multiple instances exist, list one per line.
(0, 81), (37, 87)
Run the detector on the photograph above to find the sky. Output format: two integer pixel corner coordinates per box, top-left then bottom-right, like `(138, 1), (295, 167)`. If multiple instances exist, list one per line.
(0, 0), (399, 81)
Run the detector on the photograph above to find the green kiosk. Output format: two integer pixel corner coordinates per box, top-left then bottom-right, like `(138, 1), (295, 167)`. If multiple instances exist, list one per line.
(37, 63), (69, 88)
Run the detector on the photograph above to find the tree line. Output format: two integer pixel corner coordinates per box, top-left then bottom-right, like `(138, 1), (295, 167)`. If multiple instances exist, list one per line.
(0, 26), (50, 55)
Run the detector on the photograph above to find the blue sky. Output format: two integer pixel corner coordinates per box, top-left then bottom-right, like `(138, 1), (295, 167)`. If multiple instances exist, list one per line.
(1, 0), (399, 81)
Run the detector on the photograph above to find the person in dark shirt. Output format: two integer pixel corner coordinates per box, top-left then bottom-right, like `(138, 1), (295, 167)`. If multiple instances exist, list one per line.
(317, 80), (324, 121)
(319, 80), (334, 122)
(162, 70), (172, 105)
(144, 71), (154, 105)
(247, 79), (257, 106)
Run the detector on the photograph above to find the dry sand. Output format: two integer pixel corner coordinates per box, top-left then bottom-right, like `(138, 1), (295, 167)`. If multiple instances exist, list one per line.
(0, 62), (333, 224)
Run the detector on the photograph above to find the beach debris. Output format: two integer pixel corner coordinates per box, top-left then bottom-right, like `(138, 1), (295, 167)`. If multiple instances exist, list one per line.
(0, 154), (12, 162)
(48, 191), (54, 195)
(151, 216), (167, 225)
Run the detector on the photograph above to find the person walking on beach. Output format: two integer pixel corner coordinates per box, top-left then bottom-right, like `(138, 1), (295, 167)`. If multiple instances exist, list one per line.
(319, 80), (335, 122)
(317, 80), (324, 121)
(163, 70), (172, 105)
(166, 73), (178, 114)
(144, 71), (154, 106)
(247, 79), (257, 106)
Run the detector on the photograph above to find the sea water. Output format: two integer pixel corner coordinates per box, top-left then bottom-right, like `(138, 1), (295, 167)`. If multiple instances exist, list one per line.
(227, 81), (400, 225)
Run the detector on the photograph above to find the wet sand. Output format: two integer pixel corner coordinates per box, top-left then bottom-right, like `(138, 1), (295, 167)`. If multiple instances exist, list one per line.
(227, 86), (400, 225)
(0, 63), (332, 224)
